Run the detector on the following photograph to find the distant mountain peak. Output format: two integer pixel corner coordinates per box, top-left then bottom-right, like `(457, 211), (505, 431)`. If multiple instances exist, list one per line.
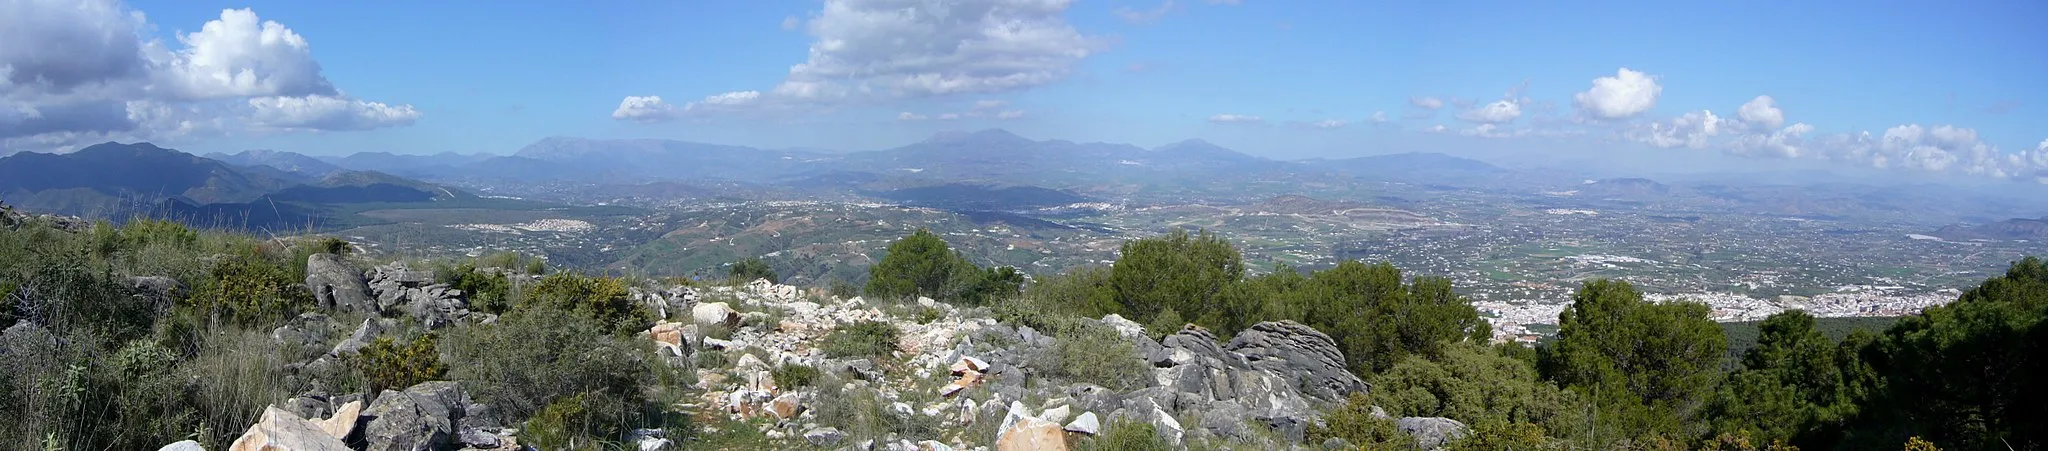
(923, 128), (1032, 145)
(1158, 138), (1217, 150)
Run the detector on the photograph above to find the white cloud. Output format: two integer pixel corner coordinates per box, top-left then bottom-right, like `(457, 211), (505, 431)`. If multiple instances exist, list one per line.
(0, 1), (415, 150)
(1311, 119), (1347, 129)
(1633, 109), (1722, 149)
(1737, 95), (1784, 130)
(896, 111), (926, 121)
(1424, 124), (1447, 133)
(681, 90), (761, 113)
(1572, 68), (1661, 119)
(995, 110), (1025, 119)
(1457, 100), (1521, 124)
(611, 96), (677, 123)
(157, 8), (336, 100)
(1208, 114), (1263, 124)
(937, 113), (961, 120)
(1114, 0), (1177, 24)
(1370, 111), (1388, 123)
(247, 94), (419, 131)
(669, 0), (1101, 115)
(1408, 96), (1443, 110)
(972, 99), (1008, 111)
(781, 16), (799, 30)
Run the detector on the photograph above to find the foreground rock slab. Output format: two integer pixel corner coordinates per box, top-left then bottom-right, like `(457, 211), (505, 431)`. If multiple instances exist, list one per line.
(228, 406), (351, 451)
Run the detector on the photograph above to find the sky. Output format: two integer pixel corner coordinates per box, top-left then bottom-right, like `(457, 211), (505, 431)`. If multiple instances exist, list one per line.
(2, 0), (2045, 182)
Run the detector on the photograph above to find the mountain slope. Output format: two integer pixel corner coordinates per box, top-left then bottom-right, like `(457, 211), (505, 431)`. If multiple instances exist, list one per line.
(0, 142), (299, 214)
(206, 149), (346, 177)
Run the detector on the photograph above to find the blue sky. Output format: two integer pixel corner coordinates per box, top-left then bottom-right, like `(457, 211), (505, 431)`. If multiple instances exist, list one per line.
(5, 0), (2045, 180)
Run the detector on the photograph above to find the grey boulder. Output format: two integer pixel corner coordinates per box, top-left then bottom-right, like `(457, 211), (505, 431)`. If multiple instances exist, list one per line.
(306, 253), (374, 312)
(360, 381), (468, 451)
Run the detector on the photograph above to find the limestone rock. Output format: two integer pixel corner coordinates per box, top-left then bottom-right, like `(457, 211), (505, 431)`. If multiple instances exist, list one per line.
(317, 399), (362, 440)
(771, 392), (806, 420)
(227, 406), (350, 451)
(306, 253), (373, 312)
(361, 381), (467, 451)
(1396, 417), (1469, 449)
(648, 321), (689, 356)
(803, 427), (846, 447)
(157, 440), (205, 451)
(330, 318), (392, 357)
(1226, 320), (1369, 402)
(1062, 411), (1100, 435)
(692, 302), (740, 327)
(995, 401), (1066, 451)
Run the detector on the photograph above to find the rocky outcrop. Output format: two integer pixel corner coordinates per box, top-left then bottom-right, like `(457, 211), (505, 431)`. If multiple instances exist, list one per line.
(125, 275), (186, 311)
(305, 253), (374, 312)
(1225, 320), (1369, 401)
(1397, 417), (1469, 449)
(330, 318), (394, 357)
(360, 381), (470, 451)
(996, 402), (1068, 451)
(692, 302), (740, 327)
(157, 440), (205, 451)
(227, 406), (351, 451)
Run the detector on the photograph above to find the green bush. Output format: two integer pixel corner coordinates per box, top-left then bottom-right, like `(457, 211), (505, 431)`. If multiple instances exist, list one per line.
(520, 391), (649, 451)
(771, 363), (820, 389)
(521, 272), (654, 333)
(728, 257), (778, 284)
(1082, 419), (1174, 451)
(443, 262), (513, 314)
(822, 320), (901, 358)
(359, 334), (447, 395)
(812, 381), (939, 441)
(1108, 228), (1243, 323)
(1309, 393), (1411, 449)
(445, 304), (665, 427)
(1034, 322), (1151, 391)
(865, 229), (1021, 305)
(187, 250), (314, 326)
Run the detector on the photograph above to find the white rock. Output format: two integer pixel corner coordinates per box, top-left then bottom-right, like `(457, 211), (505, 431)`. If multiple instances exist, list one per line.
(691, 302), (740, 327)
(1039, 405), (1071, 424)
(157, 441), (205, 451)
(1063, 412), (1101, 435)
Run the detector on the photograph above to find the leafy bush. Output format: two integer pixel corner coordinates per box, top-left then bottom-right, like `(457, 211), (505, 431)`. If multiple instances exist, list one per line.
(822, 320), (901, 358)
(521, 272), (653, 333)
(445, 304), (665, 427)
(728, 257), (778, 284)
(771, 363), (820, 389)
(1108, 228), (1243, 323)
(1309, 393), (1411, 449)
(187, 251), (314, 326)
(520, 391), (647, 451)
(1371, 342), (1583, 437)
(442, 262), (513, 314)
(1539, 279), (1725, 443)
(359, 334), (447, 394)
(865, 229), (1021, 305)
(1034, 322), (1151, 391)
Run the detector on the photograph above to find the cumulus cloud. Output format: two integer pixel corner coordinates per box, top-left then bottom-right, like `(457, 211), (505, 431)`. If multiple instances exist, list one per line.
(897, 112), (927, 121)
(995, 110), (1026, 119)
(660, 0), (1100, 116)
(681, 90), (761, 113)
(1408, 96), (1443, 110)
(248, 94), (420, 131)
(1369, 111), (1388, 123)
(1424, 124), (1447, 133)
(1573, 68), (1661, 119)
(1737, 96), (1784, 130)
(0, 1), (415, 149)
(1457, 100), (1521, 124)
(937, 113), (961, 120)
(1632, 110), (1722, 149)
(1310, 119), (1347, 129)
(1208, 114), (1263, 124)
(611, 96), (678, 123)
(157, 8), (336, 100)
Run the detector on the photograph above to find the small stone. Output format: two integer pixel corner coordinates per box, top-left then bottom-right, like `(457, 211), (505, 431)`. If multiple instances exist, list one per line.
(803, 427), (846, 447)
(1063, 412), (1100, 435)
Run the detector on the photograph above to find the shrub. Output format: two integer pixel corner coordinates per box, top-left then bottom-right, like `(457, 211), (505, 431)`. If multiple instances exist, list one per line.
(187, 251), (313, 326)
(443, 263), (513, 314)
(359, 334), (447, 395)
(1310, 393), (1411, 449)
(521, 272), (653, 333)
(1108, 228), (1243, 323)
(445, 304), (663, 426)
(693, 349), (730, 369)
(771, 363), (820, 389)
(1082, 419), (1174, 451)
(865, 229), (1021, 305)
(1034, 322), (1151, 391)
(728, 257), (778, 284)
(812, 381), (939, 441)
(521, 391), (650, 451)
(822, 321), (901, 358)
